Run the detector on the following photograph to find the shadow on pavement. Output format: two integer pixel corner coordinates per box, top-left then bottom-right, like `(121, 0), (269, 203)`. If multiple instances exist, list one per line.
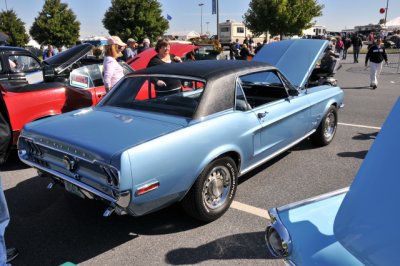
(5, 176), (204, 266)
(352, 132), (378, 140)
(337, 150), (367, 160)
(341, 86), (372, 90)
(165, 231), (275, 264)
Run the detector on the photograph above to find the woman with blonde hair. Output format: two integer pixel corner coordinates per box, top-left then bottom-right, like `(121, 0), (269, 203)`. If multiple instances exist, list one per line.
(103, 36), (126, 92)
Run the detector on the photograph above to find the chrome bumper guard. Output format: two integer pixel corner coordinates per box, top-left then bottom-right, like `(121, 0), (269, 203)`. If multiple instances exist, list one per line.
(19, 153), (131, 208)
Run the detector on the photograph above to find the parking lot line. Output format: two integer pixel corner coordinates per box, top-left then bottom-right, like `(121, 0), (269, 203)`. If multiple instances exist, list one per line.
(231, 201), (270, 220)
(339, 122), (381, 130)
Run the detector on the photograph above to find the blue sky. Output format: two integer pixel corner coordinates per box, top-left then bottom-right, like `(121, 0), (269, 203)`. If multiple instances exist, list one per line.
(1, 0), (399, 38)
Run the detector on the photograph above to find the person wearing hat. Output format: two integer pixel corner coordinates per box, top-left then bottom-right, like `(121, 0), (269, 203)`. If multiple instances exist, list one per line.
(103, 36), (126, 92)
(138, 38), (151, 54)
(123, 38), (137, 61)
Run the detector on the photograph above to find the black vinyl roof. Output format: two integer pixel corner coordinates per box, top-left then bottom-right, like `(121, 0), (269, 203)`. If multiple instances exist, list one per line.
(132, 60), (276, 81)
(132, 60), (278, 119)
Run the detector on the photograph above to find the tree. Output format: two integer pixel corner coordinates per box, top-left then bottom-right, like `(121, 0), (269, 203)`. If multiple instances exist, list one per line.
(103, 0), (169, 43)
(30, 0), (80, 47)
(243, 0), (324, 39)
(0, 10), (29, 47)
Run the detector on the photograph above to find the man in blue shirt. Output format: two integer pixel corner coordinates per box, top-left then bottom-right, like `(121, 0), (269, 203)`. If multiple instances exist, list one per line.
(122, 38), (138, 61)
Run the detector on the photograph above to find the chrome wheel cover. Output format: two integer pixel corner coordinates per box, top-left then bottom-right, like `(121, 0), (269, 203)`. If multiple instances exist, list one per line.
(202, 165), (232, 210)
(323, 111), (336, 140)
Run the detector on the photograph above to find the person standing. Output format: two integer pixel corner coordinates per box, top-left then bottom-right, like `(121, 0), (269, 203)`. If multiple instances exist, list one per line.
(1, 176), (19, 265)
(138, 38), (151, 54)
(122, 38), (137, 61)
(103, 36), (126, 92)
(365, 37), (388, 89)
(147, 39), (182, 96)
(43, 44), (55, 59)
(239, 44), (250, 60)
(351, 34), (363, 63)
(335, 37), (344, 59)
(342, 36), (352, 60)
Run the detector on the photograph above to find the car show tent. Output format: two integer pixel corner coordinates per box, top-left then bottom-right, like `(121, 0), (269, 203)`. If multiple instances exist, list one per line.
(386, 17), (400, 29)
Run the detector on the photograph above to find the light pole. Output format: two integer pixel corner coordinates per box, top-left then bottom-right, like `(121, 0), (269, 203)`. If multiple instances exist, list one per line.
(199, 3), (204, 35)
(384, 0), (389, 26)
(206, 22), (210, 34)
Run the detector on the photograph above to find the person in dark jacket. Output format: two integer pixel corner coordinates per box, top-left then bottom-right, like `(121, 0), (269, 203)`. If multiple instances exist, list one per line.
(239, 44), (250, 60)
(147, 39), (182, 96)
(365, 37), (388, 89)
(351, 34), (363, 63)
(342, 36), (352, 60)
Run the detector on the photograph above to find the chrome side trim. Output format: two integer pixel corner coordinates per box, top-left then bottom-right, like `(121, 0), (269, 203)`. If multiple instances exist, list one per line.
(277, 187), (349, 212)
(19, 155), (117, 204)
(240, 129), (316, 175)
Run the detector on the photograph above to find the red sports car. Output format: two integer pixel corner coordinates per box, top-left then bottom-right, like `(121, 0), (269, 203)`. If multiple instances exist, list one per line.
(128, 43), (199, 70)
(0, 43), (133, 163)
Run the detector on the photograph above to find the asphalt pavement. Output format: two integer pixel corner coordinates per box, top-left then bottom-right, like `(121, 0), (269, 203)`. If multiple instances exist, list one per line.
(1, 53), (399, 266)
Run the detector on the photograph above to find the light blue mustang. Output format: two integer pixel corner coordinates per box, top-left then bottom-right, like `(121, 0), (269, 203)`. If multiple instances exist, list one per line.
(265, 98), (400, 265)
(18, 39), (344, 222)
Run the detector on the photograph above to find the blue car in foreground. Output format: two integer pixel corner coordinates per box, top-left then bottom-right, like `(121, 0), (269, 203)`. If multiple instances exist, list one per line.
(18, 40), (344, 222)
(265, 98), (400, 265)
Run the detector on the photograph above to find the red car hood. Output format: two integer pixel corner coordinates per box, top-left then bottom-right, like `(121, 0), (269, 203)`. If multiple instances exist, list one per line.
(128, 43), (198, 71)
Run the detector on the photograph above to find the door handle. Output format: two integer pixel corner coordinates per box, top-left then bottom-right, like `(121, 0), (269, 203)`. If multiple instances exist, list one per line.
(257, 111), (268, 119)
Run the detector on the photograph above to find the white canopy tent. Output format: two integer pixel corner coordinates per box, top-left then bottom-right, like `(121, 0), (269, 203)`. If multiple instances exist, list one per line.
(171, 31), (200, 41)
(27, 39), (41, 49)
(386, 17), (400, 29)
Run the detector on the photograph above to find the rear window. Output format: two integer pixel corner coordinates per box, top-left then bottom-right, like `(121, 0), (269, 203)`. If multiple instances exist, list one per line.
(103, 75), (206, 118)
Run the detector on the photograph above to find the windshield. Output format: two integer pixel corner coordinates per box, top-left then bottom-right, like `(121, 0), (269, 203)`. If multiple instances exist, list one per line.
(103, 75), (205, 118)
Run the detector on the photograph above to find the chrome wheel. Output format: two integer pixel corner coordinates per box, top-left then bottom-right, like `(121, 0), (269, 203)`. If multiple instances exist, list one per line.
(311, 106), (338, 147)
(323, 111), (336, 141)
(202, 165), (231, 210)
(181, 157), (237, 222)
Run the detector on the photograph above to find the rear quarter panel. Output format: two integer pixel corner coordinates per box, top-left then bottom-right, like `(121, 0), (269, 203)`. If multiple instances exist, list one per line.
(122, 110), (261, 215)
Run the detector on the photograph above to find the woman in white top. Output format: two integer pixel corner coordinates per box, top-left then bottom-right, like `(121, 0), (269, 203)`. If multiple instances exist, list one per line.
(103, 36), (126, 92)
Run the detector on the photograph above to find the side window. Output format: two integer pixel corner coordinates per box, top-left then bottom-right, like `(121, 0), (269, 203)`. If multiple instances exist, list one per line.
(8, 55), (41, 72)
(235, 80), (250, 111)
(238, 71), (289, 108)
(237, 27), (245, 34)
(69, 64), (104, 89)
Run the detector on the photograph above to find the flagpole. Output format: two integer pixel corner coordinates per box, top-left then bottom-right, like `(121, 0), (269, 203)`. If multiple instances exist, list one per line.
(216, 0), (219, 39)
